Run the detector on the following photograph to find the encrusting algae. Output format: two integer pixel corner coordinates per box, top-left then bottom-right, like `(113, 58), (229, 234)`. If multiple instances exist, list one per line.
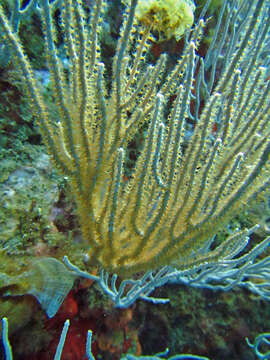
(134, 0), (195, 40)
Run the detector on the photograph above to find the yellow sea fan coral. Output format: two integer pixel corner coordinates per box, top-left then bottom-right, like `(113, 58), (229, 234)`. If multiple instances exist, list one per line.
(135, 0), (195, 40)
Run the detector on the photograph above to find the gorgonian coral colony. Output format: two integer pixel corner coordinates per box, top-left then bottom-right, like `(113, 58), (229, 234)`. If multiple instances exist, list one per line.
(0, 0), (269, 299)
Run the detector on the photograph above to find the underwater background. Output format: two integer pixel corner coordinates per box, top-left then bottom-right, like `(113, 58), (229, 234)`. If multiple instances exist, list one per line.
(0, 0), (270, 359)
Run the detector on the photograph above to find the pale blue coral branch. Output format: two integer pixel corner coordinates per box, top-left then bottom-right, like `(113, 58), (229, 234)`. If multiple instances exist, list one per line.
(246, 334), (270, 360)
(86, 330), (96, 360)
(54, 319), (70, 360)
(1, 318), (12, 360)
(122, 347), (210, 360)
(63, 255), (170, 307)
(63, 230), (270, 308)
